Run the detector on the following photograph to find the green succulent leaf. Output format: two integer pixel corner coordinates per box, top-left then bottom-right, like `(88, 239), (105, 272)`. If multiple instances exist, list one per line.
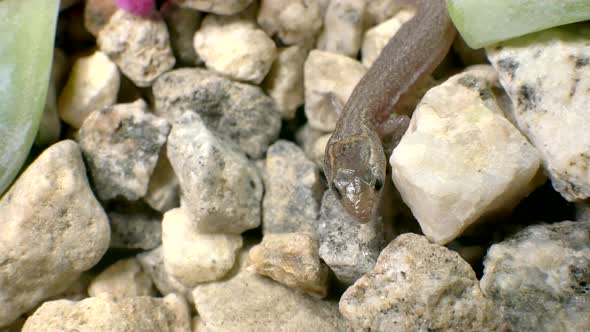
(0, 0), (59, 196)
(447, 0), (590, 48)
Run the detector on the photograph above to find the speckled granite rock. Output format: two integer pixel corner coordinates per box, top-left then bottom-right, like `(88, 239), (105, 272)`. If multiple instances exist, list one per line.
(319, 191), (385, 285)
(263, 45), (307, 119)
(391, 66), (542, 244)
(192, 249), (348, 331)
(249, 232), (329, 298)
(257, 0), (323, 45)
(263, 140), (323, 235)
(194, 12), (276, 84)
(174, 0), (253, 15)
(97, 9), (175, 87)
(144, 147), (180, 213)
(153, 68), (281, 158)
(107, 201), (162, 250)
(83, 0), (117, 36)
(162, 208), (243, 287)
(487, 24), (590, 202)
(167, 113), (262, 234)
(317, 0), (366, 57)
(58, 50), (120, 129)
(136, 247), (193, 303)
(0, 140), (110, 327)
(78, 100), (170, 201)
(22, 294), (191, 332)
(161, 2), (202, 66)
(362, 9), (414, 67)
(481, 220), (590, 332)
(340, 233), (507, 331)
(88, 258), (155, 300)
(304, 50), (366, 131)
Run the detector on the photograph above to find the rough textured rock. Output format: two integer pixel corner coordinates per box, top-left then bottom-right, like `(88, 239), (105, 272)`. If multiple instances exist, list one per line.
(167, 113), (262, 234)
(263, 140), (323, 235)
(78, 100), (170, 201)
(362, 9), (414, 67)
(317, 0), (366, 57)
(194, 13), (276, 84)
(22, 295), (191, 332)
(144, 146), (180, 213)
(36, 48), (67, 146)
(88, 258), (155, 300)
(263, 45), (307, 119)
(83, 0), (117, 37)
(365, 0), (405, 28)
(136, 247), (193, 303)
(481, 220), (590, 332)
(192, 250), (348, 331)
(107, 201), (162, 250)
(340, 233), (507, 331)
(486, 24), (590, 202)
(391, 66), (542, 244)
(304, 50), (367, 131)
(0, 140), (110, 327)
(319, 191), (385, 285)
(161, 1), (202, 66)
(97, 9), (175, 87)
(249, 232), (329, 298)
(257, 0), (323, 45)
(174, 0), (253, 15)
(58, 50), (120, 129)
(162, 208), (243, 287)
(153, 68), (281, 158)
(295, 123), (326, 163)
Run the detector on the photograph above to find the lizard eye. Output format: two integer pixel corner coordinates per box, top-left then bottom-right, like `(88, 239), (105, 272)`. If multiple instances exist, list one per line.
(332, 182), (342, 200)
(374, 178), (383, 191)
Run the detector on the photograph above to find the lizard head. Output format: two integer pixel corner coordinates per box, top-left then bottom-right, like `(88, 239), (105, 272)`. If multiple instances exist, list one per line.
(324, 131), (386, 223)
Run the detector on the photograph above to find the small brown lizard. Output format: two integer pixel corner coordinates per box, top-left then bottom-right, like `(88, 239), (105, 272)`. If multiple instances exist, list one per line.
(324, 0), (456, 223)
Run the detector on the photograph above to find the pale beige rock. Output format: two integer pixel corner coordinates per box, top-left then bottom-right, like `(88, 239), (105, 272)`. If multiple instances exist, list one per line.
(340, 233), (507, 331)
(487, 25), (590, 202)
(263, 45), (308, 119)
(162, 208), (243, 287)
(365, 0), (407, 27)
(22, 295), (191, 332)
(88, 258), (155, 300)
(136, 247), (193, 303)
(144, 146), (180, 213)
(249, 233), (329, 298)
(0, 140), (110, 327)
(304, 50), (367, 131)
(174, 0), (253, 15)
(97, 10), (175, 87)
(361, 9), (414, 67)
(37, 48), (67, 146)
(194, 14), (276, 84)
(58, 51), (119, 129)
(391, 66), (542, 244)
(257, 0), (323, 45)
(317, 0), (366, 57)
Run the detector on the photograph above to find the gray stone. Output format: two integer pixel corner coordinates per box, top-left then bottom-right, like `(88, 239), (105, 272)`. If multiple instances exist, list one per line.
(192, 249), (348, 331)
(153, 68), (281, 158)
(257, 0), (323, 45)
(174, 0), (253, 15)
(249, 232), (329, 298)
(481, 220), (590, 332)
(107, 201), (162, 250)
(87, 258), (155, 300)
(97, 9), (175, 87)
(318, 191), (385, 285)
(263, 140), (323, 235)
(486, 24), (590, 202)
(22, 295), (191, 332)
(317, 0), (366, 57)
(167, 113), (262, 234)
(78, 99), (170, 201)
(0, 140), (110, 327)
(136, 247), (193, 304)
(161, 2), (203, 66)
(340, 233), (507, 331)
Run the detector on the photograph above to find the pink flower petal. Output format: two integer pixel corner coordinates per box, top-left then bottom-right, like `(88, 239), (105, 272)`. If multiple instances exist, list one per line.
(116, 0), (156, 17)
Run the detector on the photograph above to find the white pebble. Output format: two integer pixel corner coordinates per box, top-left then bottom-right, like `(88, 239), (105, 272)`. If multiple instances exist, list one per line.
(361, 9), (414, 67)
(317, 0), (366, 57)
(257, 0), (323, 45)
(87, 257), (155, 300)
